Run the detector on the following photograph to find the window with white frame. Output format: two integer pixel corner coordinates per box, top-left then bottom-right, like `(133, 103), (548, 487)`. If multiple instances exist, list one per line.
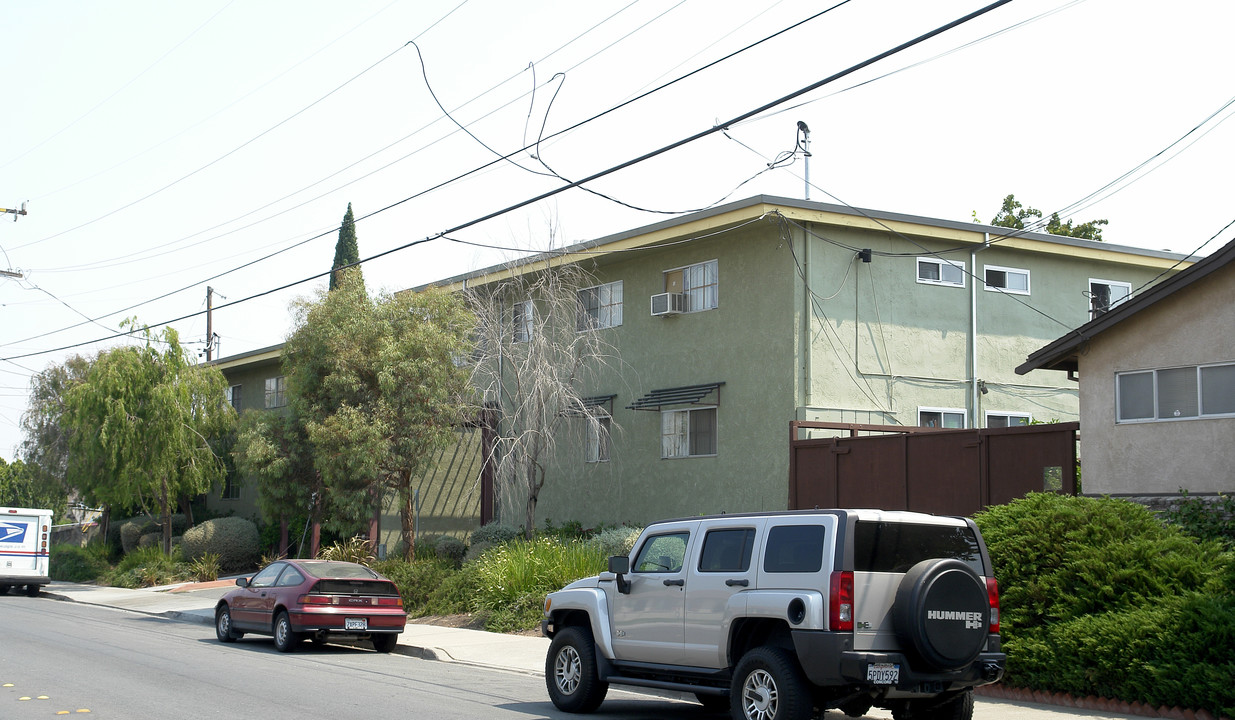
(264, 376), (286, 409)
(986, 412), (1031, 428)
(918, 408), (966, 428)
(1089, 278), (1131, 318)
(661, 406), (717, 458)
(664, 260), (718, 312)
(512, 299), (533, 343)
(984, 265), (1030, 294)
(917, 257), (966, 287)
(586, 411), (611, 463)
(225, 384), (242, 411)
(577, 281), (623, 331)
(1117, 363), (1235, 422)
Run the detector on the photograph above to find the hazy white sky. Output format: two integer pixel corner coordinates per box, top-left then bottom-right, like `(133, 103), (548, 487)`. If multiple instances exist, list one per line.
(2, 0), (1233, 461)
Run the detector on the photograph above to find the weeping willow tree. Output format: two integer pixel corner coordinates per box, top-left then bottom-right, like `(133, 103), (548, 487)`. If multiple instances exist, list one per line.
(63, 323), (234, 553)
(466, 258), (623, 539)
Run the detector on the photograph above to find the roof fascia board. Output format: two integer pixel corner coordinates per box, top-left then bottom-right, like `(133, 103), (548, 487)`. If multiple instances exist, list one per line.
(417, 194), (1193, 293)
(1016, 238), (1235, 375)
(211, 345), (283, 370)
(428, 201), (774, 293)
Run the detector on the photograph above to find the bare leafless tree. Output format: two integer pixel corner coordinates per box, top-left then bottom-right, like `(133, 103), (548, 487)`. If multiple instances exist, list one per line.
(466, 254), (622, 538)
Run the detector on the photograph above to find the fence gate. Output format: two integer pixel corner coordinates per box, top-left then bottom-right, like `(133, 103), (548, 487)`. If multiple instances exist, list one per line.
(789, 421), (1078, 516)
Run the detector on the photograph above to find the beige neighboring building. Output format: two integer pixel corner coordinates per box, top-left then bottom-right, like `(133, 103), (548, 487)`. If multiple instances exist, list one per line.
(1017, 238), (1235, 500)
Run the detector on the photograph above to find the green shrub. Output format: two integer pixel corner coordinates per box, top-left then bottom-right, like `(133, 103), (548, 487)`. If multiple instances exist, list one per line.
(591, 526), (643, 558)
(426, 563), (482, 615)
(373, 557), (462, 615)
(120, 518), (156, 554)
(432, 536), (467, 568)
(105, 545), (186, 588)
(180, 517), (260, 573)
(541, 518), (588, 541)
(1162, 490), (1235, 549)
(470, 521), (520, 546)
(471, 537), (606, 632)
(119, 515), (188, 554)
(49, 543), (111, 582)
(317, 537), (375, 564)
(975, 493), (1235, 714)
(187, 553), (221, 582)
(975, 493), (1225, 630)
(465, 522), (522, 563)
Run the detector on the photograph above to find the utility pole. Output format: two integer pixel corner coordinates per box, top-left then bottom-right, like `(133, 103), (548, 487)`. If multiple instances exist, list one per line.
(1, 202), (27, 222)
(2, 202), (28, 279)
(205, 286), (214, 361)
(796, 122), (811, 201)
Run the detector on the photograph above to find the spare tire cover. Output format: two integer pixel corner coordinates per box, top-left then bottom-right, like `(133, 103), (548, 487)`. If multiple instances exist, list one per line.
(892, 558), (988, 671)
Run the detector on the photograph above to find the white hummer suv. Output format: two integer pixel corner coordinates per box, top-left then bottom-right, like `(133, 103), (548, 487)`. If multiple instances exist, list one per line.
(542, 509), (1005, 720)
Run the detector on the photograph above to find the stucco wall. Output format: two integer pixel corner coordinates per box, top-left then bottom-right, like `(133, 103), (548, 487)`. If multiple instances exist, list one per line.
(1078, 264), (1235, 495)
(529, 221), (798, 528)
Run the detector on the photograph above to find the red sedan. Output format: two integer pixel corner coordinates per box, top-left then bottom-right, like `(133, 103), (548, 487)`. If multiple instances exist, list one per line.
(215, 559), (406, 653)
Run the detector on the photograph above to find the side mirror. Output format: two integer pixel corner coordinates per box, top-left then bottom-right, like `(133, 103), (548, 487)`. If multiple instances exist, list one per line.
(235, 577), (250, 588)
(608, 556), (631, 594)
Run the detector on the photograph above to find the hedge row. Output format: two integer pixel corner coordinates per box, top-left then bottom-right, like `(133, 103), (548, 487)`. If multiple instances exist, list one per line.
(975, 493), (1235, 718)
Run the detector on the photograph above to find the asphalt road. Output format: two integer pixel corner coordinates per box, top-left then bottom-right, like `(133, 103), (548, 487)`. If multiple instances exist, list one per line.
(2, 593), (1149, 720)
(0, 596), (728, 720)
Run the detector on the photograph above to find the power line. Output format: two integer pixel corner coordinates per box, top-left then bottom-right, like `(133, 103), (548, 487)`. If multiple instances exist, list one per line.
(11, 40), (417, 252)
(0, 0), (1016, 364)
(10, 0), (898, 342)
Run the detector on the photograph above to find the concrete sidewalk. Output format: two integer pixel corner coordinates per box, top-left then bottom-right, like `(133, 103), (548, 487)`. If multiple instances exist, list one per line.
(43, 579), (549, 676)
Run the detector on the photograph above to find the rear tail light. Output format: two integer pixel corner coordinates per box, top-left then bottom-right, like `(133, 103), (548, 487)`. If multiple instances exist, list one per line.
(300, 594), (333, 605)
(829, 571), (854, 631)
(376, 597), (403, 607)
(986, 577), (1001, 633)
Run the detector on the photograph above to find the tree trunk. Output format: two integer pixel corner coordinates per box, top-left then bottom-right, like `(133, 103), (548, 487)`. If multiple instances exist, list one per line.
(161, 476), (173, 555)
(369, 487), (381, 557)
(400, 486), (415, 562)
(179, 494), (195, 528)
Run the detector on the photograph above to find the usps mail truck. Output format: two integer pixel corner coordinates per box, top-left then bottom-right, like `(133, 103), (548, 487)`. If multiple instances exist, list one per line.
(0, 507), (52, 597)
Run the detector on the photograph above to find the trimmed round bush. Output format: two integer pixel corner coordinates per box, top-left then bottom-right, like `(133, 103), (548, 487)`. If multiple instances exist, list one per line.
(119, 515), (189, 554)
(433, 536), (467, 567)
(470, 522), (520, 546)
(120, 518), (157, 554)
(181, 517), (260, 573)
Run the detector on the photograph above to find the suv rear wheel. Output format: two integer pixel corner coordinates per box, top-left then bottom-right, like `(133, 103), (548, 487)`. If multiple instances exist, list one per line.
(546, 627), (608, 713)
(732, 646), (812, 720)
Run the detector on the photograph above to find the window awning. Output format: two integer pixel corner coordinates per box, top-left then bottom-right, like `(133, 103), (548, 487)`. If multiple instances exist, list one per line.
(563, 394), (617, 417)
(626, 382), (724, 411)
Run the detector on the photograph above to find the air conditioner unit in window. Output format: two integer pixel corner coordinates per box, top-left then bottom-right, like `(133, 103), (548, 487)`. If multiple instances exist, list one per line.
(650, 292), (685, 316)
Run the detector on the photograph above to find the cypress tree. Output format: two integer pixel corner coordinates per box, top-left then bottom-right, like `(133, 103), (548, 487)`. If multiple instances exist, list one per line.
(330, 203), (362, 290)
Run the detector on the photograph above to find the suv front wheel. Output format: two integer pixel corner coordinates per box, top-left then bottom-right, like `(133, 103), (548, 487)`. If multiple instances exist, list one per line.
(546, 627), (608, 713)
(732, 646), (812, 720)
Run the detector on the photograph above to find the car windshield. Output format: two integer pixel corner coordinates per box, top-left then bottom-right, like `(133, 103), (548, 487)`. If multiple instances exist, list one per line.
(297, 561), (378, 580)
(853, 521), (983, 574)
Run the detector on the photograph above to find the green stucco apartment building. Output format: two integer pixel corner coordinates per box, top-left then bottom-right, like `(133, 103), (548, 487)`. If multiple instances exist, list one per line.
(210, 195), (1189, 539)
(431, 195), (1188, 528)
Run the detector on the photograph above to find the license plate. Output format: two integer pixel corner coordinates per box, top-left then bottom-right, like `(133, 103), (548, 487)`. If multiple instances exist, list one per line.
(345, 618), (368, 631)
(867, 663), (899, 685)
